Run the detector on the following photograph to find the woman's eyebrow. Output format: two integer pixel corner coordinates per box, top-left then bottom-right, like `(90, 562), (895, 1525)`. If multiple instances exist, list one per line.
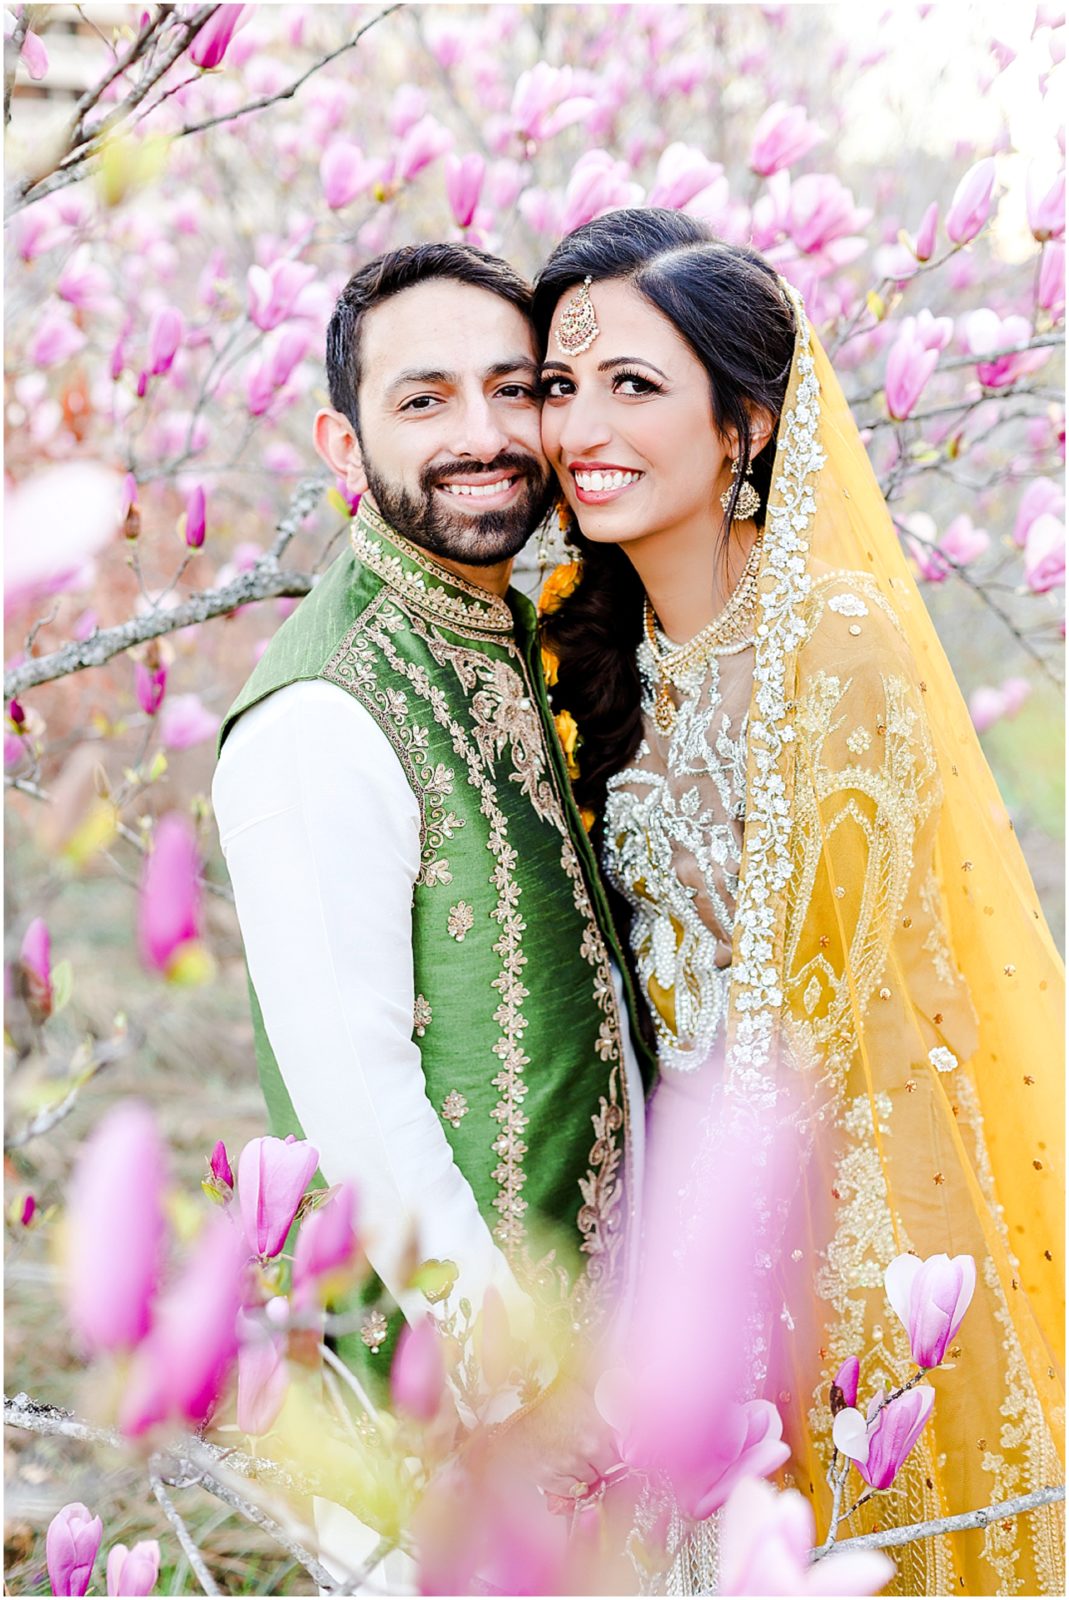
(596, 356), (669, 378)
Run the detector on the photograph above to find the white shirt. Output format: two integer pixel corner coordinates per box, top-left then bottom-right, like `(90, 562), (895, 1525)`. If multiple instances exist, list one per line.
(213, 677), (645, 1360)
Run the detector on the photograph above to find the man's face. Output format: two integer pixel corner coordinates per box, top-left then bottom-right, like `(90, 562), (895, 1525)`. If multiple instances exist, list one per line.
(353, 278), (553, 565)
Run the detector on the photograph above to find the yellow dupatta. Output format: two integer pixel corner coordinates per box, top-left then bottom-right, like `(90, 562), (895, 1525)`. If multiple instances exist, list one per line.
(726, 292), (1065, 1593)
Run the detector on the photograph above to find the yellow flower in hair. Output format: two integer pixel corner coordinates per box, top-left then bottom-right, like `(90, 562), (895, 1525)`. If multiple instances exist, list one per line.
(538, 560), (583, 616)
(553, 708), (581, 780)
(541, 645), (560, 688)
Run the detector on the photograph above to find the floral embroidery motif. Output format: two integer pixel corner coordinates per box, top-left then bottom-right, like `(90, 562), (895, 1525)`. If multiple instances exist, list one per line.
(413, 994), (433, 1037)
(928, 1045), (957, 1073)
(447, 901), (475, 941)
(441, 1090), (469, 1128)
(360, 1310), (388, 1352)
(351, 502), (513, 632)
(846, 727), (872, 754)
(828, 592), (869, 617)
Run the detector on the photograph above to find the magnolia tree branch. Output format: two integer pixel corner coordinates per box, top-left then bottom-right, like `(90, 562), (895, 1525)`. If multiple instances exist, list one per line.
(845, 333), (1064, 408)
(3, 9), (29, 127)
(4, 479), (325, 700)
(149, 1470), (222, 1597)
(822, 1484), (1066, 1557)
(4, 1031), (138, 1152)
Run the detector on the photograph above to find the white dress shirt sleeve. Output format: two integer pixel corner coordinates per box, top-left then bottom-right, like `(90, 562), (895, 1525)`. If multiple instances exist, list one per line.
(212, 678), (534, 1356)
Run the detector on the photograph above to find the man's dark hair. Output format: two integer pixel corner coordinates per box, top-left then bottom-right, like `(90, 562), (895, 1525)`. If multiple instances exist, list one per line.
(325, 242), (534, 431)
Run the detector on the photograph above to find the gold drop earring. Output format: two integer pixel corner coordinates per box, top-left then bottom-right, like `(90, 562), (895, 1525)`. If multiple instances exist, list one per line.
(720, 457), (761, 521)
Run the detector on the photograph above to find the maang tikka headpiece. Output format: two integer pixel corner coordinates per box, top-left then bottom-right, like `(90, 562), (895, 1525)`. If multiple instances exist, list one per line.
(555, 275), (600, 356)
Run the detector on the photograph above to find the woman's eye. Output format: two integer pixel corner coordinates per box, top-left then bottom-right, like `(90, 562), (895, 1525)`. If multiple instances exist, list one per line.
(541, 376), (575, 399)
(614, 371), (661, 396)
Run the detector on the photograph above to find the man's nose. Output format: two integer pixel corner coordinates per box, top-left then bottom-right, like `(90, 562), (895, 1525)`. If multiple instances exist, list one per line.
(449, 392), (511, 461)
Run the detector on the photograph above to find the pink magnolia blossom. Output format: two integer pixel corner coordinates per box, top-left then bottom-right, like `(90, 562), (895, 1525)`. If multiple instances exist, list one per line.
(29, 311), (86, 368)
(884, 332), (938, 420)
(900, 308), (954, 352)
(836, 1385), (936, 1490)
(1026, 162), (1065, 240)
(561, 150), (644, 234)
(648, 142), (724, 209)
(65, 1101), (168, 1354)
(46, 1503), (103, 1597)
(885, 1251), (976, 1369)
(1024, 513), (1066, 592)
(511, 62), (596, 142)
(237, 1134), (319, 1258)
(292, 1181), (359, 1300)
(247, 259), (316, 331)
(395, 114), (454, 182)
(784, 172), (872, 253)
(135, 660), (167, 716)
(970, 677), (1031, 733)
(1013, 477), (1064, 547)
(183, 484), (206, 548)
(19, 916), (52, 1020)
(204, 1137), (235, 1202)
(389, 82), (429, 137)
(137, 813), (201, 975)
(415, 1464), (568, 1596)
(392, 1313), (446, 1420)
(750, 101), (826, 176)
(57, 247), (112, 312)
(831, 1355), (860, 1411)
(320, 142), (381, 210)
(1038, 240), (1066, 315)
(913, 201), (939, 261)
(189, 4), (248, 69)
(105, 1541), (160, 1597)
(159, 694), (220, 751)
(939, 514), (989, 565)
(9, 13), (49, 81)
(119, 1211), (247, 1435)
(147, 306), (183, 376)
(946, 156), (997, 244)
(963, 309), (1049, 387)
(236, 1311), (289, 1435)
(4, 462), (123, 617)
(5, 729), (26, 768)
(445, 152), (486, 227)
(718, 1477), (894, 1596)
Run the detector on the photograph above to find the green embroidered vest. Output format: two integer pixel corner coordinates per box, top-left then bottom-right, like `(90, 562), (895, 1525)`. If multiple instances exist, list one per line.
(218, 503), (654, 1390)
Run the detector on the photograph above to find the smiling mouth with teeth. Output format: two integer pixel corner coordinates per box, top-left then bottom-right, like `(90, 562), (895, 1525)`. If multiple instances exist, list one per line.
(573, 469), (643, 492)
(438, 476), (518, 499)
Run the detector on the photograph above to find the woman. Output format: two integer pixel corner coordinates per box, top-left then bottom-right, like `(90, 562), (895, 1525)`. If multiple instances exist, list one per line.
(533, 210), (1064, 1595)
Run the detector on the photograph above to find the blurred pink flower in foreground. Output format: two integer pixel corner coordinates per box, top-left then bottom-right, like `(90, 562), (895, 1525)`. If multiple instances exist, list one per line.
(415, 1463), (567, 1596)
(120, 1210), (247, 1435)
(29, 309), (86, 368)
(445, 152), (486, 227)
(46, 1503), (102, 1597)
(65, 1102), (168, 1354)
(1014, 477), (1065, 546)
(2, 462), (120, 616)
(105, 1540), (160, 1597)
(19, 916), (52, 1020)
(238, 1134), (319, 1258)
(236, 1311), (289, 1435)
(159, 693), (220, 750)
(885, 1251), (976, 1369)
(750, 101), (826, 176)
(884, 331), (938, 420)
(964, 309), (1049, 387)
(137, 813), (201, 975)
(718, 1476), (894, 1596)
(970, 675), (1031, 732)
(835, 1385), (937, 1490)
(946, 156), (997, 244)
(292, 1180), (359, 1301)
(1024, 513), (1066, 592)
(189, 4), (248, 69)
(392, 1314), (446, 1421)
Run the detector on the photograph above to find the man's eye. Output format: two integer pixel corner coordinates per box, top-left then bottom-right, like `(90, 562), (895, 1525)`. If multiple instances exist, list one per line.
(400, 395), (441, 412)
(497, 383), (537, 400)
(541, 377), (575, 399)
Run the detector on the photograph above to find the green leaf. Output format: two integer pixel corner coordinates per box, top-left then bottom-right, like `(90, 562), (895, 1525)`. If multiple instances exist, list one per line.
(50, 959), (73, 1015)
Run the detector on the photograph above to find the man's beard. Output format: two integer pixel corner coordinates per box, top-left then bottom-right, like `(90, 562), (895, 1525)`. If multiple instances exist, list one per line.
(362, 450), (554, 567)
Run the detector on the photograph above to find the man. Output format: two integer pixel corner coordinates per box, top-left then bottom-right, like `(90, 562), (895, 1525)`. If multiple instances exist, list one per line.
(212, 244), (653, 1527)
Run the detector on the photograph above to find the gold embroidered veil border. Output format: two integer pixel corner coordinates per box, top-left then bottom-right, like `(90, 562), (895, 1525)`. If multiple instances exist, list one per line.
(714, 290), (1065, 1594)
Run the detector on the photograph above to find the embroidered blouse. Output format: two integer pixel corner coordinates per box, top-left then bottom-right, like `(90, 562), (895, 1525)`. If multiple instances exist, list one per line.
(602, 627), (754, 1073)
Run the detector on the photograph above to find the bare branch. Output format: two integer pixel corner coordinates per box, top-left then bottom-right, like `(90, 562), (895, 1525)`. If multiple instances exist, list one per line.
(150, 1470), (222, 1596)
(4, 480), (324, 700)
(821, 1484), (1065, 1556)
(172, 6), (405, 141)
(846, 333), (1064, 408)
(4, 1032), (137, 1152)
(189, 1455), (341, 1594)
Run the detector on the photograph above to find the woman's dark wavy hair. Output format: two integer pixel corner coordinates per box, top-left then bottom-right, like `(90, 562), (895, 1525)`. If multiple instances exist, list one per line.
(533, 208), (796, 818)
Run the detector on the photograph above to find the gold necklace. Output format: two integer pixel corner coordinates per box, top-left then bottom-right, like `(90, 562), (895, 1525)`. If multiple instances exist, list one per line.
(644, 536), (763, 734)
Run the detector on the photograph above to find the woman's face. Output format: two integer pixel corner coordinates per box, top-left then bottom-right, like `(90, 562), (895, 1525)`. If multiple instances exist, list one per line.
(540, 278), (734, 548)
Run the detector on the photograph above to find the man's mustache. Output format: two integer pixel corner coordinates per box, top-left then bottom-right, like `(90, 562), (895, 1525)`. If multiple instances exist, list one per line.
(421, 452), (547, 489)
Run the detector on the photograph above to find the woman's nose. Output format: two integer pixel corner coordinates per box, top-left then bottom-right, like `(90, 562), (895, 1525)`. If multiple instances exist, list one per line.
(555, 392), (613, 459)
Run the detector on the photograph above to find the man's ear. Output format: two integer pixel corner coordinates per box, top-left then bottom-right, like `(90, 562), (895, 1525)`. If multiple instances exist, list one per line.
(313, 407), (369, 495)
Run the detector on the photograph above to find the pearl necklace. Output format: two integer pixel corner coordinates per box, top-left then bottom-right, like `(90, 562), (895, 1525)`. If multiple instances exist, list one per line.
(643, 535), (763, 734)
